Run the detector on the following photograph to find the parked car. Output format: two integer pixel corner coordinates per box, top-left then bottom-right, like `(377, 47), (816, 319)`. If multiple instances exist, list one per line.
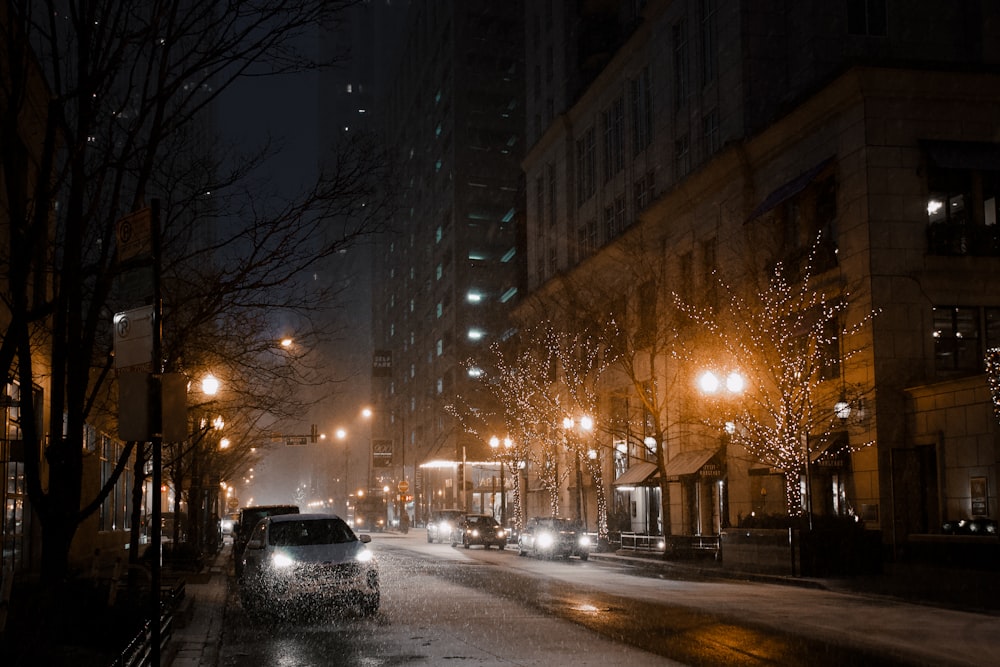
(238, 513), (379, 616)
(517, 516), (592, 560)
(452, 514), (507, 549)
(233, 504), (299, 576)
(426, 509), (465, 544)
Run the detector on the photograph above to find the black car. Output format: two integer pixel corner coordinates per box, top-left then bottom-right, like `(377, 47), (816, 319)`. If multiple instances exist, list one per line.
(452, 514), (507, 549)
(517, 516), (592, 560)
(233, 504), (299, 576)
(426, 509), (465, 544)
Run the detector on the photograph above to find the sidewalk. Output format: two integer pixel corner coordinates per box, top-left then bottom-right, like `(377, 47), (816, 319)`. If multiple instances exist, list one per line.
(165, 545), (231, 667)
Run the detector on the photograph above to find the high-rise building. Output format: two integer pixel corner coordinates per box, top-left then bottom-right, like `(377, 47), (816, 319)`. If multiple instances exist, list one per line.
(372, 0), (526, 520)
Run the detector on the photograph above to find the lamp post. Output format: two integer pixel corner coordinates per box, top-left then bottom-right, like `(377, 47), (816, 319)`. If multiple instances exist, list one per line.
(489, 436), (513, 526)
(563, 415), (594, 529)
(697, 369), (745, 533)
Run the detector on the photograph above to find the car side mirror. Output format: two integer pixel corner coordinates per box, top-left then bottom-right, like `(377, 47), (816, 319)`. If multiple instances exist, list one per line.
(359, 534), (371, 543)
(246, 538), (263, 550)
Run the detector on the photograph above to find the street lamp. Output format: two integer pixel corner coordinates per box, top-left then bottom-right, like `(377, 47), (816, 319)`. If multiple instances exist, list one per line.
(697, 369), (746, 533)
(489, 436), (513, 526)
(563, 415), (594, 528)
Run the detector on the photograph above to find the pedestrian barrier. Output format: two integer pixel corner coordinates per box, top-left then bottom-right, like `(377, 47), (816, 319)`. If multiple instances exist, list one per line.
(619, 532), (666, 552)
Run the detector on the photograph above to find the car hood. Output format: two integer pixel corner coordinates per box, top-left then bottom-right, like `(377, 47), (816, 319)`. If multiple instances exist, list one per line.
(269, 541), (371, 564)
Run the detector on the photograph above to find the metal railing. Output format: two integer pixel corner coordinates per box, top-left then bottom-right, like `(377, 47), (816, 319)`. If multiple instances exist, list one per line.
(619, 532), (666, 552)
(108, 581), (183, 667)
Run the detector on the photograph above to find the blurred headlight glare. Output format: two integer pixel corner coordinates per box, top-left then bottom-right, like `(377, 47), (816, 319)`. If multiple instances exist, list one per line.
(271, 553), (295, 568)
(537, 533), (554, 549)
(356, 549), (373, 563)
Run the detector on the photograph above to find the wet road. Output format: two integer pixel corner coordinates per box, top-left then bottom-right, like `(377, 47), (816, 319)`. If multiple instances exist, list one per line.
(218, 531), (997, 666)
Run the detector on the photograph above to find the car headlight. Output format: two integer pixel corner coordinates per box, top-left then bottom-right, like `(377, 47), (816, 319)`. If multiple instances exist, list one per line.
(578, 535), (591, 547)
(471, 529), (480, 537)
(271, 552), (295, 569)
(496, 529), (506, 538)
(356, 549), (374, 563)
(537, 532), (554, 549)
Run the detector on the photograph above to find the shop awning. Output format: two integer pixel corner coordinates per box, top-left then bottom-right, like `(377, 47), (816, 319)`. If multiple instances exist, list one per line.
(663, 449), (718, 478)
(613, 461), (658, 486)
(744, 157), (835, 222)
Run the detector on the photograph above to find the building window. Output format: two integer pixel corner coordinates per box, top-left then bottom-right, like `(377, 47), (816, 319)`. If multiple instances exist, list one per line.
(578, 218), (598, 259)
(637, 280), (657, 346)
(634, 170), (655, 214)
(605, 195), (626, 241)
(700, 0), (718, 85)
(674, 134), (690, 179)
(436, 339), (443, 356)
(925, 151), (1000, 257)
(673, 18), (689, 110)
(603, 96), (625, 182)
(933, 306), (981, 373)
(703, 108), (720, 156)
(678, 251), (693, 304)
(576, 126), (597, 205)
(820, 317), (842, 381)
(535, 175), (545, 229)
(847, 0), (887, 37)
(630, 67), (652, 156)
(547, 162), (557, 228)
(701, 237), (717, 308)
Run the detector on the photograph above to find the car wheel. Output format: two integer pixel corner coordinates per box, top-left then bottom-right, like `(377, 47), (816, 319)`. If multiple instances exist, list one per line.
(427, 533), (433, 543)
(579, 552), (589, 561)
(517, 541), (526, 556)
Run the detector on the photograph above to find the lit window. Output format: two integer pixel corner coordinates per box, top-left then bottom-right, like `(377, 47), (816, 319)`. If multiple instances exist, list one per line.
(467, 291), (482, 303)
(468, 328), (484, 341)
(500, 288), (517, 303)
(467, 367), (484, 378)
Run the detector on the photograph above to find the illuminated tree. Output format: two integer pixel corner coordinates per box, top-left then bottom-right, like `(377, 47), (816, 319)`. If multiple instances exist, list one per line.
(676, 239), (875, 518)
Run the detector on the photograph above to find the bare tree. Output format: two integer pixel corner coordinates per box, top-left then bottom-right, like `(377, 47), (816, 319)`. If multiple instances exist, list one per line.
(521, 231), (688, 541)
(0, 0), (388, 585)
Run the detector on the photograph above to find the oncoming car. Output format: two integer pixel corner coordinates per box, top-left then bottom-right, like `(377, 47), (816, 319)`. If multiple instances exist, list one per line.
(517, 516), (592, 561)
(238, 513), (379, 616)
(452, 514), (507, 549)
(427, 509), (464, 544)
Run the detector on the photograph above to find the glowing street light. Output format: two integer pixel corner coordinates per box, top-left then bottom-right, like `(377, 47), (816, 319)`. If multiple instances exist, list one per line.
(201, 373), (220, 396)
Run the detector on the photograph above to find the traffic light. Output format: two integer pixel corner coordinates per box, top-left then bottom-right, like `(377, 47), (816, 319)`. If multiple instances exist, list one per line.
(310, 423), (318, 443)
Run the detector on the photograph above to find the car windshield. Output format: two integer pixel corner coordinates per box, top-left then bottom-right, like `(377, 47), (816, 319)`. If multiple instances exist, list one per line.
(467, 516), (495, 526)
(269, 519), (356, 547)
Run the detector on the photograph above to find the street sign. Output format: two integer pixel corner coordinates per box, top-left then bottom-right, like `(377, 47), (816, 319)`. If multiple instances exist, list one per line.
(285, 436), (308, 446)
(116, 208), (152, 262)
(397, 480), (409, 493)
(372, 439), (393, 466)
(113, 306), (154, 369)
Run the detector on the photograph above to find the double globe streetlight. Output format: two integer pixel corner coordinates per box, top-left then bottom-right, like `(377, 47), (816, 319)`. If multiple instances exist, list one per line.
(489, 436), (514, 526)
